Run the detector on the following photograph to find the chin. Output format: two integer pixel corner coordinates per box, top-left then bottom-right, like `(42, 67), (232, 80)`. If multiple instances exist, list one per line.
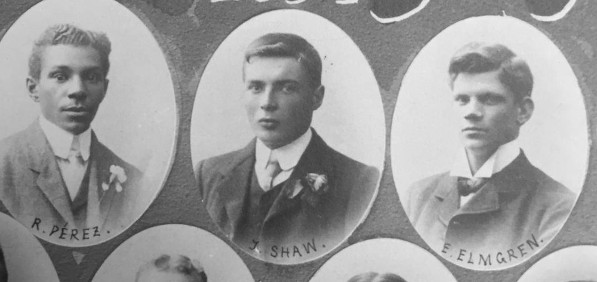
(66, 123), (91, 135)
(463, 140), (490, 151)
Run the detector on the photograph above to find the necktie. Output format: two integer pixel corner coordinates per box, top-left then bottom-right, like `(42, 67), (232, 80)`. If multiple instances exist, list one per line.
(63, 136), (86, 201)
(457, 177), (488, 197)
(262, 158), (282, 192)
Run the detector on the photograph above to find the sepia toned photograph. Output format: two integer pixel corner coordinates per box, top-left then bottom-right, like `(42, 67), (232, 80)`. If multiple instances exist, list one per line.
(191, 10), (385, 264)
(92, 224), (253, 282)
(518, 245), (597, 282)
(0, 213), (59, 282)
(391, 15), (588, 270)
(310, 238), (457, 282)
(0, 0), (177, 246)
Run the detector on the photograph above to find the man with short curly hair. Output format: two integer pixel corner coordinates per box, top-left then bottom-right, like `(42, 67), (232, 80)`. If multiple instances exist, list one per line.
(0, 23), (141, 239)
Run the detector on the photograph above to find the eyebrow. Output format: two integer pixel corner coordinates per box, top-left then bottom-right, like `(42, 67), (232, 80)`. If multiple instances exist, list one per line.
(274, 79), (300, 85)
(48, 65), (103, 71)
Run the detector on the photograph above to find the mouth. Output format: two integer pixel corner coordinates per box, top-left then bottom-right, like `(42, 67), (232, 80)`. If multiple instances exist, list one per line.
(63, 106), (89, 116)
(258, 118), (279, 129)
(462, 127), (488, 134)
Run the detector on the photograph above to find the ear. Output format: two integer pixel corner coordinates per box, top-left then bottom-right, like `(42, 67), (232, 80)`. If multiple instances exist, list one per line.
(26, 77), (40, 102)
(517, 96), (534, 126)
(103, 78), (110, 98)
(311, 85), (325, 111)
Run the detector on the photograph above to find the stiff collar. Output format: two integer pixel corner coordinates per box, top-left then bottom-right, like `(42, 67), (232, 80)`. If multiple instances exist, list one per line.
(39, 116), (91, 161)
(450, 139), (521, 178)
(255, 128), (312, 171)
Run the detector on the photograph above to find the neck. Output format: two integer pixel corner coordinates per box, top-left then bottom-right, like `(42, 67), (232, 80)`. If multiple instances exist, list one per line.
(465, 148), (495, 175)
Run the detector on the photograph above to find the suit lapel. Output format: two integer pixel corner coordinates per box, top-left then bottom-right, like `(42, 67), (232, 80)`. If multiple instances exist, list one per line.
(25, 122), (76, 226)
(433, 176), (460, 226)
(456, 181), (500, 215)
(211, 141), (255, 235)
(448, 152), (534, 218)
(263, 131), (335, 224)
(87, 134), (123, 230)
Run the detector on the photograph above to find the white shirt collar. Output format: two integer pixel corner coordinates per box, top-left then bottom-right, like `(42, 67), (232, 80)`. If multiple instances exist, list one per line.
(39, 116), (91, 161)
(255, 128), (312, 171)
(450, 139), (521, 178)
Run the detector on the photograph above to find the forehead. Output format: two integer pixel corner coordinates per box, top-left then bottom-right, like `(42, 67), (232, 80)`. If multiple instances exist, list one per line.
(39, 45), (102, 72)
(244, 56), (308, 83)
(452, 70), (513, 98)
(137, 270), (194, 282)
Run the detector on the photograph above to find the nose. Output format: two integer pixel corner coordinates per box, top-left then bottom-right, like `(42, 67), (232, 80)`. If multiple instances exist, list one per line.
(67, 76), (87, 99)
(259, 87), (277, 112)
(464, 99), (483, 121)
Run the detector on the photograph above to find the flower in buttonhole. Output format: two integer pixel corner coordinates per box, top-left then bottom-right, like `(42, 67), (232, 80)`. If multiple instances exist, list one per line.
(102, 165), (127, 192)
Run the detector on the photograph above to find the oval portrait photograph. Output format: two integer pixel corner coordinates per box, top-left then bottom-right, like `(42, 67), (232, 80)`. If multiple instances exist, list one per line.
(191, 10), (385, 264)
(92, 224), (253, 282)
(518, 245), (597, 282)
(310, 238), (457, 282)
(0, 0), (177, 246)
(0, 213), (59, 282)
(391, 15), (587, 270)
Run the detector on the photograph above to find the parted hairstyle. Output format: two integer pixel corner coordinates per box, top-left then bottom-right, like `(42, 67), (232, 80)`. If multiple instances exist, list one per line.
(347, 272), (407, 282)
(28, 23), (111, 80)
(243, 33), (323, 89)
(135, 254), (207, 282)
(448, 42), (533, 102)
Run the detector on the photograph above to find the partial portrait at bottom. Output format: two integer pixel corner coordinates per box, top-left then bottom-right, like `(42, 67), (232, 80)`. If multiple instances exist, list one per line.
(191, 9), (384, 264)
(0, 0), (176, 246)
(92, 225), (253, 282)
(391, 15), (588, 270)
(0, 213), (59, 282)
(310, 238), (457, 282)
(518, 245), (597, 282)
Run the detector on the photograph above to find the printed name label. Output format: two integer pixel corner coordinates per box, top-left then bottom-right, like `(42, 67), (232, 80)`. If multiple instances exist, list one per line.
(441, 234), (543, 266)
(30, 217), (106, 241)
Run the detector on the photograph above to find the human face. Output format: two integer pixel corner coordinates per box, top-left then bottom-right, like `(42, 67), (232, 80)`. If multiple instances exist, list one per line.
(452, 70), (530, 156)
(27, 45), (108, 135)
(243, 56), (323, 149)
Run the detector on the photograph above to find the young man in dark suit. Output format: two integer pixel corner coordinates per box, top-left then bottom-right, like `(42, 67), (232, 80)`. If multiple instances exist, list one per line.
(0, 24), (141, 241)
(195, 33), (379, 259)
(407, 42), (575, 259)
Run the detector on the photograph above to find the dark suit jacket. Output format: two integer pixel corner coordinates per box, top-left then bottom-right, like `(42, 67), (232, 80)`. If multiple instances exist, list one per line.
(0, 247), (6, 282)
(408, 152), (575, 254)
(0, 122), (142, 236)
(196, 131), (379, 250)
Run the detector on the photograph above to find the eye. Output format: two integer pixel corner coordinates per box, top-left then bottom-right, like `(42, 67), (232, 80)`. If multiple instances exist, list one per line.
(51, 72), (68, 82)
(281, 82), (299, 93)
(247, 82), (264, 93)
(85, 72), (103, 83)
(454, 95), (469, 105)
(480, 94), (505, 105)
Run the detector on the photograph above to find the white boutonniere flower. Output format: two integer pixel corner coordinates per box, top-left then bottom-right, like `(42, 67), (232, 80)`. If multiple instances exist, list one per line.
(305, 173), (328, 192)
(102, 165), (127, 193)
(287, 173), (329, 206)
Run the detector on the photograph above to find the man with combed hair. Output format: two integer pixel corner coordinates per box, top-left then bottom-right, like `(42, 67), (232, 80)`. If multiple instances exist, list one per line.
(195, 33), (379, 256)
(407, 42), (575, 255)
(0, 24), (142, 237)
(135, 254), (207, 282)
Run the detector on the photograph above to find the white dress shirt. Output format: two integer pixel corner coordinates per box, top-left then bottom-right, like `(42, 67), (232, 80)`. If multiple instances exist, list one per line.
(39, 117), (91, 201)
(450, 139), (521, 205)
(255, 129), (312, 191)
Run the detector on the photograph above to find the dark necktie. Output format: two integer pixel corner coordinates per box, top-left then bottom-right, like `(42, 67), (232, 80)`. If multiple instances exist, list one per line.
(457, 177), (488, 197)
